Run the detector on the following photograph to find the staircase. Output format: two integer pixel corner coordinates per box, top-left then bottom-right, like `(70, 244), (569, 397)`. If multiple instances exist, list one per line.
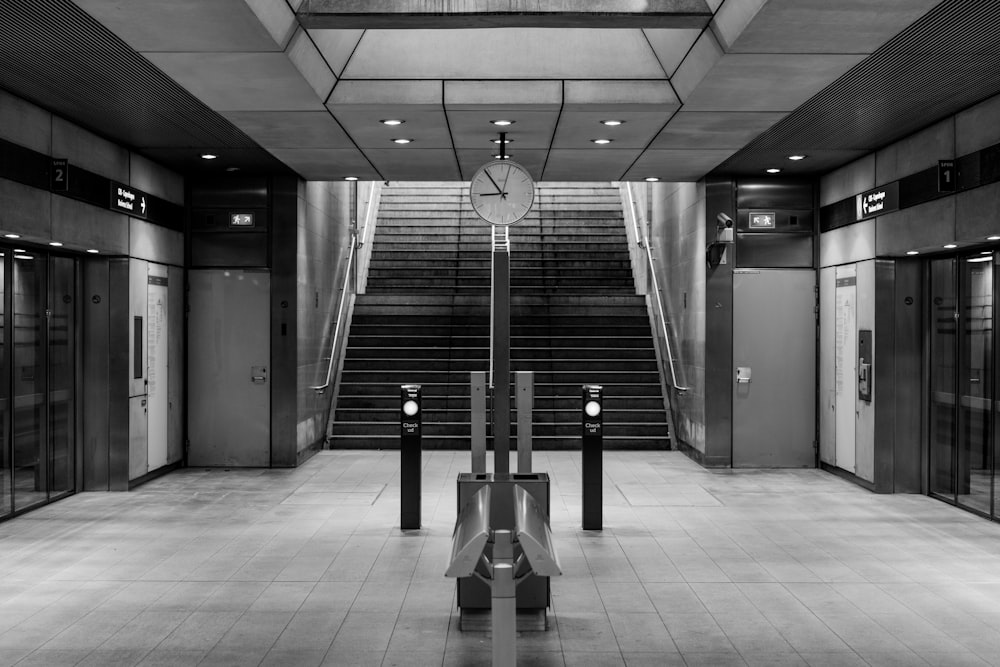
(330, 182), (669, 449)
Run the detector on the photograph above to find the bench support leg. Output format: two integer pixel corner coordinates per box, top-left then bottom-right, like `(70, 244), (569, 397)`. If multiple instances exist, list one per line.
(491, 530), (516, 667)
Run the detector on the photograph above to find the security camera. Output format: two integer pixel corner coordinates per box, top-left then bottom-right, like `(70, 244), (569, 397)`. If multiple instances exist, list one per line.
(716, 212), (733, 228)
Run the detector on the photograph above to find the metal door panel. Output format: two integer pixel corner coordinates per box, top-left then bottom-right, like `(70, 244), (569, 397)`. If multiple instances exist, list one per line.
(733, 269), (816, 467)
(819, 266), (836, 465)
(188, 270), (270, 467)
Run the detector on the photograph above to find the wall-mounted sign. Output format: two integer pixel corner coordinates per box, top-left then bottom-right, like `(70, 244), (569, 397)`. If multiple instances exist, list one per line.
(855, 182), (899, 221)
(748, 211), (776, 229)
(938, 159), (957, 192)
(110, 182), (148, 219)
(51, 158), (69, 192)
(229, 212), (255, 227)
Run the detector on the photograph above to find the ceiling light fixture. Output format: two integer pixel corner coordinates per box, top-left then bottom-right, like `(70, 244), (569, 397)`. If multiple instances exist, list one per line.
(49, 241), (63, 247)
(493, 154), (510, 160)
(491, 120), (514, 126)
(86, 249), (99, 254)
(491, 138), (514, 144)
(788, 155), (807, 161)
(392, 138), (413, 144)
(989, 236), (1000, 241)
(766, 168), (781, 174)
(906, 250), (919, 255)
(380, 119), (404, 126)
(344, 176), (359, 181)
(944, 244), (958, 249)
(225, 166), (240, 172)
(14, 254), (32, 260)
(201, 153), (217, 160)
(601, 120), (624, 126)
(645, 177), (660, 182)
(4, 234), (19, 239)
(968, 256), (993, 263)
(592, 139), (612, 145)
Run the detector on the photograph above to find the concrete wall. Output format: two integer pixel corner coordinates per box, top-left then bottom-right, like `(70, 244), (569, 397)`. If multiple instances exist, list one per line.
(648, 181), (709, 458)
(295, 180), (353, 459)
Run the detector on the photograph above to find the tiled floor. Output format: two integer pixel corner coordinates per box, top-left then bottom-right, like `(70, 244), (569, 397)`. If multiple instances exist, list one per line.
(2, 450), (1000, 666)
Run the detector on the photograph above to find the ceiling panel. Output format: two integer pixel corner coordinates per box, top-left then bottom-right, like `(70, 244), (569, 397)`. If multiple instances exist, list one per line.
(338, 29), (667, 80)
(717, 0), (942, 54)
(334, 109), (452, 149)
(643, 28), (703, 77)
(651, 111), (787, 149)
(542, 149), (642, 181)
(221, 111), (353, 149)
(623, 148), (733, 181)
(364, 148), (461, 181)
(307, 29), (365, 77)
(449, 111), (557, 150)
(73, 0), (285, 52)
(266, 148), (381, 180)
(680, 54), (866, 112)
(552, 111), (674, 150)
(146, 53), (327, 112)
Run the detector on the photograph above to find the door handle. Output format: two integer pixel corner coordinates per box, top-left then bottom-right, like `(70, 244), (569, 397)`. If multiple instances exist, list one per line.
(251, 366), (267, 384)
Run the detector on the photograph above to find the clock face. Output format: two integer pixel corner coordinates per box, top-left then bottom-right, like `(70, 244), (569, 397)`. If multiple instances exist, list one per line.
(469, 160), (534, 226)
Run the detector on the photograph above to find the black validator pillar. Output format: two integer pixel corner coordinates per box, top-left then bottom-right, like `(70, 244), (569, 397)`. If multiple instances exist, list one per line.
(401, 384), (422, 529)
(582, 384), (603, 530)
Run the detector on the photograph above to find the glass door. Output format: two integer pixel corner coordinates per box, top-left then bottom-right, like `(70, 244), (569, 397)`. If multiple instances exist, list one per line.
(929, 253), (997, 518)
(0, 248), (77, 520)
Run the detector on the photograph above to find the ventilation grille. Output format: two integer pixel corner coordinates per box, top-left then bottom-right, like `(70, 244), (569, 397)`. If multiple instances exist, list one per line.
(717, 0), (1000, 172)
(0, 0), (258, 151)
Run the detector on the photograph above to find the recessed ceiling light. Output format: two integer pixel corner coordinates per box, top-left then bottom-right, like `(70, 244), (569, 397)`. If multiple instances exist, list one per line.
(989, 236), (1000, 241)
(491, 138), (514, 144)
(392, 138), (413, 144)
(601, 120), (624, 126)
(14, 249), (25, 253)
(49, 241), (63, 247)
(344, 176), (359, 181)
(493, 155), (510, 160)
(592, 139), (612, 145)
(4, 234), (19, 239)
(491, 120), (514, 126)
(766, 168), (781, 174)
(645, 177), (660, 182)
(15, 254), (32, 260)
(788, 155), (807, 161)
(225, 166), (240, 172)
(201, 153), (217, 160)
(380, 119), (404, 126)
(86, 249), (99, 254)
(944, 244), (958, 249)
(906, 250), (919, 255)
(968, 256), (993, 263)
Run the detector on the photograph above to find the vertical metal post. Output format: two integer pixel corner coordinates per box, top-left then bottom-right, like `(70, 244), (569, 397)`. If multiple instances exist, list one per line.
(471, 371), (487, 473)
(491, 529), (516, 667)
(492, 227), (511, 474)
(400, 384), (422, 529)
(582, 384), (603, 530)
(516, 371), (533, 473)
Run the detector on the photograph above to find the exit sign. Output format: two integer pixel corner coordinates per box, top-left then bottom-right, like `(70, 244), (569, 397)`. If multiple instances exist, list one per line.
(748, 211), (776, 229)
(229, 212), (255, 227)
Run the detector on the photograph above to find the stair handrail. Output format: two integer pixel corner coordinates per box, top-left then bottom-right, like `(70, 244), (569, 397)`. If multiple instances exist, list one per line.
(311, 182), (381, 393)
(623, 182), (689, 394)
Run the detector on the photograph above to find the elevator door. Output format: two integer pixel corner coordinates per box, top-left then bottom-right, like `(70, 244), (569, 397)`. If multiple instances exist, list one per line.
(188, 270), (270, 467)
(929, 255), (995, 517)
(733, 269), (816, 467)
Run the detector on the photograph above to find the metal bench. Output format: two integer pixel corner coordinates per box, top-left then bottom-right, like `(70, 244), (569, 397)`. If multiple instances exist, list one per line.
(446, 483), (562, 667)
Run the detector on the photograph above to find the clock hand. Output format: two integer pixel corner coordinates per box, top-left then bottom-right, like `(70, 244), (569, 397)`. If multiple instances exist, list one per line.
(485, 170), (503, 194)
(500, 165), (511, 197)
(478, 192), (506, 197)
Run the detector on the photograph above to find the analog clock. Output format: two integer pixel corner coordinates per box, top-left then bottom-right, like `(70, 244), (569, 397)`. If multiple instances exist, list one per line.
(469, 159), (534, 226)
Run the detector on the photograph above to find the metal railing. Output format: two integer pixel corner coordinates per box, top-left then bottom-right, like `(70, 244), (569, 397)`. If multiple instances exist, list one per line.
(623, 182), (688, 394)
(311, 182), (381, 393)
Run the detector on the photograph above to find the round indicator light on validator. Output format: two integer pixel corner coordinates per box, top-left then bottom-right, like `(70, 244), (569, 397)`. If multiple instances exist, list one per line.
(585, 401), (601, 417)
(402, 400), (419, 417)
